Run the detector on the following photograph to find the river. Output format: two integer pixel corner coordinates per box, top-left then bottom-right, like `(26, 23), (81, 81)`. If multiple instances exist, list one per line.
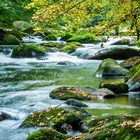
(0, 36), (140, 140)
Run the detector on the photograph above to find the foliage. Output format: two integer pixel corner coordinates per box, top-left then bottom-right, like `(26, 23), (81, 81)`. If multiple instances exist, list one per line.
(137, 40), (140, 47)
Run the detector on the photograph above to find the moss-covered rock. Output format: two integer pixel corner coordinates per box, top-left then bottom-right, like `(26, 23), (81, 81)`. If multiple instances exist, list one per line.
(95, 58), (128, 77)
(45, 34), (57, 41)
(67, 35), (101, 43)
(60, 42), (83, 53)
(3, 35), (20, 45)
(60, 33), (73, 41)
(120, 56), (140, 69)
(50, 86), (116, 100)
(11, 43), (46, 58)
(50, 87), (95, 100)
(99, 82), (128, 94)
(111, 38), (130, 45)
(137, 40), (140, 47)
(13, 21), (33, 34)
(26, 128), (70, 140)
(21, 106), (90, 131)
(76, 115), (140, 140)
(126, 61), (140, 91)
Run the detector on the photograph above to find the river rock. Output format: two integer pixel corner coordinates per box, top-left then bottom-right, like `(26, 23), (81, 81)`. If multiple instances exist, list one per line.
(126, 61), (140, 91)
(111, 38), (130, 45)
(11, 43), (46, 58)
(120, 56), (140, 69)
(98, 88), (116, 98)
(99, 82), (128, 94)
(95, 58), (128, 77)
(3, 35), (20, 45)
(64, 99), (88, 107)
(26, 128), (70, 140)
(82, 47), (140, 60)
(21, 106), (90, 132)
(57, 61), (76, 66)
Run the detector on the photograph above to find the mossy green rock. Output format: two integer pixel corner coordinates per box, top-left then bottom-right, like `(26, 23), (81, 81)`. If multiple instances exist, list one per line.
(21, 106), (90, 130)
(99, 82), (128, 94)
(95, 58), (128, 77)
(111, 38), (130, 45)
(60, 42), (83, 53)
(3, 35), (20, 45)
(45, 34), (57, 41)
(67, 35), (101, 43)
(61, 33), (73, 41)
(137, 40), (140, 47)
(126, 61), (140, 91)
(50, 87), (115, 100)
(120, 56), (140, 69)
(11, 44), (46, 58)
(26, 128), (70, 140)
(71, 115), (140, 140)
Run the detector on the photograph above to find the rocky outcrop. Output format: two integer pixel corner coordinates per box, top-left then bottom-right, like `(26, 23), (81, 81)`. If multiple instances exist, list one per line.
(95, 58), (128, 77)
(126, 61), (140, 91)
(120, 56), (140, 69)
(80, 47), (140, 60)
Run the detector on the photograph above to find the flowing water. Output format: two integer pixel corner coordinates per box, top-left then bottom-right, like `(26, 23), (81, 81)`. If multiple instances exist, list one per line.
(0, 36), (140, 140)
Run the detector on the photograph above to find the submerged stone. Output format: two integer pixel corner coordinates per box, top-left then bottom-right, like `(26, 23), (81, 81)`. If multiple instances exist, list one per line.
(26, 128), (70, 140)
(95, 58), (128, 77)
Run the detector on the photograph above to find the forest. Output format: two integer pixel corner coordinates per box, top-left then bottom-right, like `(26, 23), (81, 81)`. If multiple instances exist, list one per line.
(0, 0), (140, 140)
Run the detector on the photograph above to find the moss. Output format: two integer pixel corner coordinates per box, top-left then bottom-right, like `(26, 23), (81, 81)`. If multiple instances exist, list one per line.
(67, 34), (101, 43)
(3, 35), (20, 45)
(11, 43), (46, 58)
(26, 128), (70, 140)
(137, 40), (140, 47)
(42, 42), (64, 49)
(21, 106), (89, 130)
(50, 87), (98, 100)
(99, 82), (128, 94)
(45, 34), (57, 40)
(61, 33), (73, 41)
(60, 42), (83, 53)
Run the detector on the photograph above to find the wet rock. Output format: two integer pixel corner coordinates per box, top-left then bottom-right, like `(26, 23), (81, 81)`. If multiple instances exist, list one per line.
(0, 110), (18, 121)
(95, 58), (128, 77)
(98, 88), (116, 98)
(50, 87), (98, 100)
(3, 35), (20, 45)
(60, 42), (83, 53)
(75, 115), (140, 140)
(26, 128), (70, 140)
(44, 34), (57, 41)
(61, 33), (73, 41)
(99, 82), (128, 94)
(64, 99), (88, 107)
(67, 35), (102, 44)
(111, 38), (130, 45)
(83, 47), (140, 60)
(11, 43), (46, 58)
(120, 56), (140, 69)
(126, 61), (140, 91)
(57, 61), (76, 66)
(21, 106), (90, 132)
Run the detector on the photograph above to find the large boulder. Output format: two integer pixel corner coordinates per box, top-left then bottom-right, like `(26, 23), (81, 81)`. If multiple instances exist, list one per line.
(50, 86), (116, 100)
(11, 43), (46, 58)
(99, 82), (128, 94)
(111, 38), (130, 45)
(126, 61), (140, 91)
(120, 56), (140, 69)
(21, 106), (90, 132)
(3, 35), (20, 45)
(26, 128), (70, 140)
(81, 47), (140, 60)
(95, 58), (128, 77)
